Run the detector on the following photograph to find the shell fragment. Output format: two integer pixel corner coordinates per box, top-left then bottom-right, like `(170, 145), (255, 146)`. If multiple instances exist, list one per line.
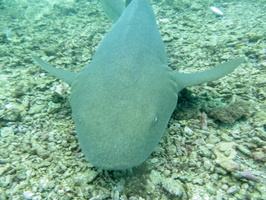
(210, 6), (224, 15)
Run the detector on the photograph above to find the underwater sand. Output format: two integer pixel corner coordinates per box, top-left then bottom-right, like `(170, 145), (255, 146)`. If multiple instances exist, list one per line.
(0, 0), (265, 199)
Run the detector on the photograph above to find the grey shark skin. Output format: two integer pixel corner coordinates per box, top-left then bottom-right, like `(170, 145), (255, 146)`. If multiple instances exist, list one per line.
(32, 0), (244, 170)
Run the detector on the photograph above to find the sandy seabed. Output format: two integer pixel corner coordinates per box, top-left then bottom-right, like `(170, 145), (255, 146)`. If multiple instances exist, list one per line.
(0, 0), (265, 199)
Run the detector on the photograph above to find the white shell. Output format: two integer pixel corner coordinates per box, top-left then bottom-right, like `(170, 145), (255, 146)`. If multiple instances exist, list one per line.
(210, 6), (224, 15)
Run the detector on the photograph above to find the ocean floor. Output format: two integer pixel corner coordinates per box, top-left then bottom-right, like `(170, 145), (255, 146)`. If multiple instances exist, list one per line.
(0, 0), (265, 199)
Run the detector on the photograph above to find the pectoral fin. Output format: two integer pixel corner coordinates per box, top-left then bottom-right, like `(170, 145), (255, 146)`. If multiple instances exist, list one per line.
(175, 57), (244, 90)
(31, 55), (76, 85)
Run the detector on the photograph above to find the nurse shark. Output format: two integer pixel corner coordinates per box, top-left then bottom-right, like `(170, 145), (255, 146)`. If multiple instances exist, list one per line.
(32, 0), (244, 170)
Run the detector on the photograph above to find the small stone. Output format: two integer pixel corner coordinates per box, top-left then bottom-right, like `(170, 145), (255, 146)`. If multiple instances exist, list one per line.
(32, 196), (42, 200)
(36, 148), (50, 159)
(150, 158), (158, 164)
(57, 189), (65, 196)
(40, 179), (50, 190)
(227, 185), (239, 194)
(23, 191), (34, 199)
(252, 151), (266, 161)
(205, 183), (217, 195)
(2, 106), (21, 121)
(37, 161), (51, 168)
(193, 178), (204, 185)
(237, 145), (251, 156)
(203, 158), (214, 171)
(16, 167), (27, 180)
(191, 3), (202, 11)
(221, 184), (229, 191)
(218, 158), (240, 172)
(246, 33), (263, 42)
(1, 127), (14, 137)
(162, 178), (183, 197)
(184, 126), (194, 136)
(167, 144), (177, 156)
(149, 170), (162, 185)
(86, 169), (98, 183)
(215, 167), (227, 175)
(162, 33), (173, 42)
(198, 146), (211, 158)
(220, 133), (233, 142)
(208, 134), (221, 144)
(213, 142), (237, 159)
(163, 169), (171, 177)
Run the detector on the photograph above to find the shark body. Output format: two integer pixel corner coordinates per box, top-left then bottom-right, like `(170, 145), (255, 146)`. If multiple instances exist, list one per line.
(32, 0), (243, 170)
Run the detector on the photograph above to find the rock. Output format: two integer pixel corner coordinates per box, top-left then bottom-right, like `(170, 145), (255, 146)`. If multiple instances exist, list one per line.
(218, 158), (240, 172)
(213, 142), (240, 172)
(227, 185), (240, 194)
(208, 134), (221, 144)
(23, 191), (34, 199)
(252, 150), (266, 162)
(86, 169), (98, 183)
(246, 33), (264, 42)
(1, 127), (14, 137)
(192, 178), (204, 185)
(237, 145), (251, 156)
(149, 170), (162, 185)
(213, 142), (237, 159)
(184, 126), (194, 136)
(162, 178), (184, 197)
(150, 158), (159, 164)
(166, 144), (177, 156)
(36, 148), (50, 159)
(220, 133), (233, 142)
(205, 183), (217, 195)
(1, 106), (21, 122)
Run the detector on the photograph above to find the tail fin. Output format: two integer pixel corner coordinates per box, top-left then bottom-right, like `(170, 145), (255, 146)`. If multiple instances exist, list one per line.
(175, 57), (244, 90)
(31, 55), (76, 85)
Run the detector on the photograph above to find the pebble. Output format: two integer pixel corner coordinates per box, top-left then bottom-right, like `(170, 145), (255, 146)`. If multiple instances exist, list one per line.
(39, 179), (49, 191)
(1, 127), (14, 137)
(205, 183), (217, 195)
(208, 134), (221, 144)
(163, 169), (171, 177)
(167, 144), (177, 156)
(149, 170), (162, 185)
(220, 133), (234, 142)
(150, 158), (158, 164)
(203, 158), (214, 171)
(184, 126), (194, 136)
(227, 185), (239, 194)
(57, 189), (65, 196)
(237, 145), (251, 156)
(2, 106), (21, 122)
(36, 148), (50, 159)
(32, 196), (42, 200)
(192, 178), (204, 185)
(218, 159), (240, 172)
(85, 169), (99, 183)
(162, 33), (173, 42)
(221, 184), (229, 191)
(198, 146), (211, 158)
(162, 178), (183, 197)
(23, 191), (34, 199)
